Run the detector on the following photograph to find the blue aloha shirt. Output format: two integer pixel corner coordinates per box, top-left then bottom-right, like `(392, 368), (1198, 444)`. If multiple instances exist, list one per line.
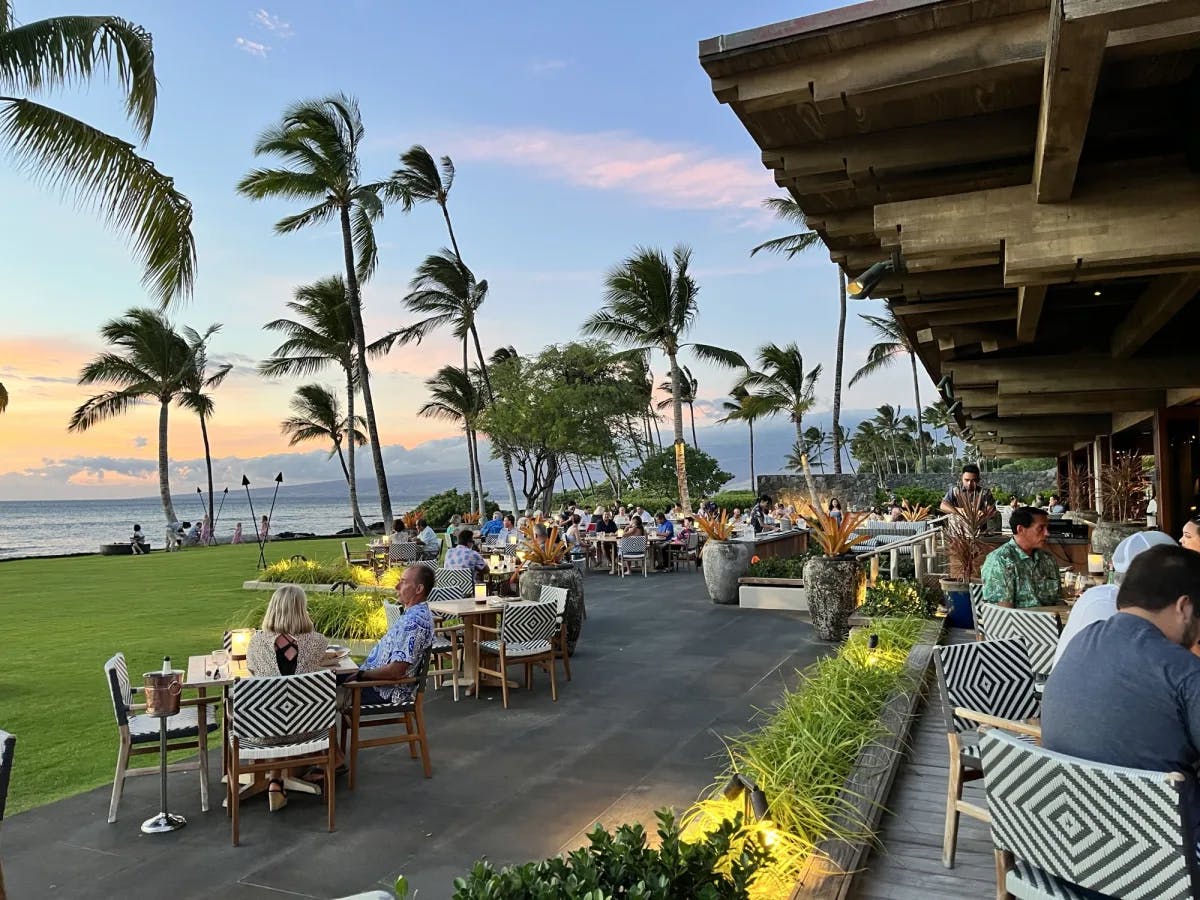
(361, 602), (434, 704)
(444, 544), (488, 573)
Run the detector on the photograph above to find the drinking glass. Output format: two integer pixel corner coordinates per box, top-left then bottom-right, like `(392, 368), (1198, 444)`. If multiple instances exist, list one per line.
(211, 649), (230, 679)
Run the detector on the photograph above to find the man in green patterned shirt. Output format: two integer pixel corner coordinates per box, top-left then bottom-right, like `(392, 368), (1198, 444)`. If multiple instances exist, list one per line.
(980, 506), (1061, 608)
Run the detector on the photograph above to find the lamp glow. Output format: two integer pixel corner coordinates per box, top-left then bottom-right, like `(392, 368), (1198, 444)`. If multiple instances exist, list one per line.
(228, 628), (253, 661)
(475, 583), (488, 599)
(1088, 553), (1105, 575)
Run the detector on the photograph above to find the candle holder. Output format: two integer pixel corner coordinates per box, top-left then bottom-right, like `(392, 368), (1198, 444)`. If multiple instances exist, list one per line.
(227, 628), (254, 661)
(1087, 553), (1105, 575)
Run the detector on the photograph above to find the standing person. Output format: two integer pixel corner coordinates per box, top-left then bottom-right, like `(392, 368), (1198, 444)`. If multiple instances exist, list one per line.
(979, 506), (1060, 608)
(130, 524), (146, 554)
(445, 514), (463, 548)
(259, 514), (270, 541)
(750, 495), (772, 535)
(231, 522), (243, 544)
(939, 463), (997, 519)
(200, 515), (212, 546)
(443, 529), (490, 580)
(827, 498), (844, 526)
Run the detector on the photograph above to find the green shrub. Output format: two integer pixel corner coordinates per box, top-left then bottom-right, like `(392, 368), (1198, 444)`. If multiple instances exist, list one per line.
(745, 552), (817, 580)
(233, 589), (391, 640)
(258, 557), (357, 584)
(706, 490), (759, 512)
(629, 445), (734, 499)
(858, 578), (940, 619)
(553, 488), (677, 514)
(417, 488), (500, 527)
(441, 810), (766, 900)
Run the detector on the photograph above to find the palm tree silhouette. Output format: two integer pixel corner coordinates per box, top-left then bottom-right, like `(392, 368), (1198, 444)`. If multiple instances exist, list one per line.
(656, 365), (699, 448)
(419, 367), (484, 517)
(179, 325), (231, 536)
(280, 385), (366, 519)
(849, 312), (927, 472)
(716, 384), (758, 491)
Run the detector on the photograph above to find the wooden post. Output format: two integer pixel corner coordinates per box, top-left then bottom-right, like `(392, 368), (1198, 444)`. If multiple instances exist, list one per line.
(913, 542), (924, 581)
(870, 555), (880, 585)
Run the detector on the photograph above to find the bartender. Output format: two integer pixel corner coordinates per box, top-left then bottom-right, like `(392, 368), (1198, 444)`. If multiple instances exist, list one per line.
(980, 506), (1061, 608)
(939, 463), (997, 520)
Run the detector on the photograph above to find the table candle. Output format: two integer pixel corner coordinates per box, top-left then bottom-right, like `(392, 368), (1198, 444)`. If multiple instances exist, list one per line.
(474, 583), (488, 599)
(1087, 553), (1105, 575)
(228, 628), (254, 660)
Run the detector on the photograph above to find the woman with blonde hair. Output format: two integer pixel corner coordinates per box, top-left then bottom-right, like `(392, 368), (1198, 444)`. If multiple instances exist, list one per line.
(246, 585), (328, 810)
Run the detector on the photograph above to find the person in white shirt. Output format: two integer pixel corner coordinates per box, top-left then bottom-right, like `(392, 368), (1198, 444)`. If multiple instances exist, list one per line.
(417, 518), (440, 558)
(1053, 530), (1178, 666)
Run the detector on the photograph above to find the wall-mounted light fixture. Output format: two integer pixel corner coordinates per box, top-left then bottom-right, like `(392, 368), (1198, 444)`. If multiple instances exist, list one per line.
(847, 259), (896, 299)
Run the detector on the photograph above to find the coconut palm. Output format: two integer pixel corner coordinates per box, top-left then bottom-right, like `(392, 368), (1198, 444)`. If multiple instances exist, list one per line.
(281, 385), (366, 514)
(849, 311), (927, 471)
(924, 400), (956, 467)
(582, 245), (745, 513)
(0, 5), (195, 308)
(804, 425), (829, 474)
(418, 366), (484, 517)
(739, 343), (823, 505)
(0, 380), (7, 413)
(716, 384), (758, 491)
(851, 421), (888, 485)
(259, 276), (393, 535)
(68, 308), (191, 523)
(656, 365), (699, 447)
(237, 94), (395, 526)
(392, 146), (520, 514)
(178, 325), (231, 537)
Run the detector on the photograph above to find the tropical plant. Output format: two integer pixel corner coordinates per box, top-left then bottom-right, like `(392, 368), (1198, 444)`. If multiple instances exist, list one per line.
(717, 384), (758, 492)
(237, 93), (395, 526)
(415, 488), (497, 528)
(582, 245), (746, 515)
(0, 4), (195, 308)
(399, 509), (423, 530)
(67, 308), (192, 523)
(419, 366), (484, 517)
(739, 343), (822, 505)
(252, 557), (358, 585)
(628, 445), (733, 501)
(898, 499), (931, 522)
(858, 579), (939, 619)
(745, 553), (816, 579)
(797, 502), (871, 557)
(706, 491), (759, 513)
(944, 489), (990, 580)
(516, 521), (569, 566)
(260, 275), (393, 534)
(656, 365), (700, 448)
(1067, 463), (1093, 513)
(279, 384), (366, 523)
(235, 587), (389, 640)
(849, 312), (927, 472)
(177, 325), (231, 534)
(1098, 454), (1149, 523)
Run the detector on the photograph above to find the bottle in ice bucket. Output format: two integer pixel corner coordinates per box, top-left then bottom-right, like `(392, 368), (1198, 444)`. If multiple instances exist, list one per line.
(162, 656), (171, 675)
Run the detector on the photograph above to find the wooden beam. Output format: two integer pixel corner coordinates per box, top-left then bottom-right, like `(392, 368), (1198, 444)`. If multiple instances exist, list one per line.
(873, 267), (1005, 300)
(948, 356), (1198, 392)
(1033, 0), (1107, 203)
(893, 296), (1015, 317)
(997, 390), (1166, 416)
(1166, 388), (1200, 406)
(987, 415), (1112, 438)
(1064, 0), (1200, 31)
(1016, 285), (1047, 342)
(1111, 409), (1154, 433)
(1111, 273), (1200, 358)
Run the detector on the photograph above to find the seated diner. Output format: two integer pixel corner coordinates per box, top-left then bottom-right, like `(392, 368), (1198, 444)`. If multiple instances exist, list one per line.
(443, 528), (489, 580)
(979, 505), (1060, 608)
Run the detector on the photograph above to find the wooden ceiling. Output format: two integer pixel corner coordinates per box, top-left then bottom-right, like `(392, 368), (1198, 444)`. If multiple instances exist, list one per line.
(700, 0), (1200, 457)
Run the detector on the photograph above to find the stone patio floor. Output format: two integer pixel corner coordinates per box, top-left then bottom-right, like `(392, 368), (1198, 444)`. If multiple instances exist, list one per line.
(3, 568), (826, 899)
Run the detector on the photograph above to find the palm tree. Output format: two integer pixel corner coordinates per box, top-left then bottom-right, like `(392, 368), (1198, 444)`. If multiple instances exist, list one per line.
(68, 308), (191, 523)
(0, 381), (7, 413)
(716, 384), (758, 492)
(924, 400), (956, 468)
(849, 311), (927, 472)
(804, 425), (829, 474)
(1, 6), (195, 308)
(851, 421), (888, 485)
(418, 366), (484, 516)
(582, 245), (745, 513)
(259, 276), (392, 535)
(872, 404), (905, 473)
(237, 94), (395, 526)
(178, 325), (231, 535)
(392, 146), (520, 514)
(739, 343), (823, 506)
(656, 365), (699, 447)
(281, 384), (366, 515)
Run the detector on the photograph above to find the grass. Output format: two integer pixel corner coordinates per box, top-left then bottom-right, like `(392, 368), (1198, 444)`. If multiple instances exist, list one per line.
(0, 536), (368, 815)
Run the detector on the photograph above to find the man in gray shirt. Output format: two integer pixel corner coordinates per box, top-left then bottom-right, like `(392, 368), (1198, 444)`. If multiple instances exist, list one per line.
(1042, 545), (1200, 821)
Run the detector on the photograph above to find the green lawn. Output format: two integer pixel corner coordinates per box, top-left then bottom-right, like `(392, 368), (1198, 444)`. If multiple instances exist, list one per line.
(0, 537), (358, 816)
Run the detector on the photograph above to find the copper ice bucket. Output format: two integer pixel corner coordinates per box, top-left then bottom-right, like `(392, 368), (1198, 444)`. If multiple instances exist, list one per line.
(143, 670), (183, 717)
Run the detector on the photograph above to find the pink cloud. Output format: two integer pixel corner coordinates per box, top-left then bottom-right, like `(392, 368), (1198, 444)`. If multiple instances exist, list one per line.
(449, 128), (775, 212)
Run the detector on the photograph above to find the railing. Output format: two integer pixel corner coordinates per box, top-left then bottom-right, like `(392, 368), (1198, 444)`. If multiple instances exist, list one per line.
(854, 515), (949, 581)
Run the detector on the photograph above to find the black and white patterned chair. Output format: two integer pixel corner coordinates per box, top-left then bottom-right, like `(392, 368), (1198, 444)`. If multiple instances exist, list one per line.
(969, 582), (987, 638)
(227, 669), (337, 845)
(539, 584), (572, 683)
(103, 652), (218, 824)
(388, 541), (424, 565)
(474, 599), (559, 709)
(0, 727), (13, 896)
(933, 639), (1042, 869)
(434, 567), (475, 599)
(975, 603), (1062, 684)
(617, 536), (649, 578)
(980, 727), (1200, 900)
(339, 647), (432, 789)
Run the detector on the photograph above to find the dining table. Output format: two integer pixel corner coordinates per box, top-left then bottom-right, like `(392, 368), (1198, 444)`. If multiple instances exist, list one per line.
(427, 597), (520, 692)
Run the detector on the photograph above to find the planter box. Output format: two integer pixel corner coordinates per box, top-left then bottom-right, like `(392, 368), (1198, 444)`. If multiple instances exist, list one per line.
(738, 577), (808, 611)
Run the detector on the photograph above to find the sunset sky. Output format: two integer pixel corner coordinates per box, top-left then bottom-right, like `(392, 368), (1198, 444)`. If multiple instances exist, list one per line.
(0, 1), (931, 500)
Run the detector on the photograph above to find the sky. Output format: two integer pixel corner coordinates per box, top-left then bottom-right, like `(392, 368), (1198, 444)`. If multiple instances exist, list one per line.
(0, 1), (935, 500)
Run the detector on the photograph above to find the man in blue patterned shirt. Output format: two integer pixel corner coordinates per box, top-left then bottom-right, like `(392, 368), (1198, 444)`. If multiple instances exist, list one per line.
(352, 565), (435, 705)
(444, 529), (490, 579)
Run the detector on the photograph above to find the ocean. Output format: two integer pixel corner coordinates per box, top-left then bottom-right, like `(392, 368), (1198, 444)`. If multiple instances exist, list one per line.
(0, 486), (419, 560)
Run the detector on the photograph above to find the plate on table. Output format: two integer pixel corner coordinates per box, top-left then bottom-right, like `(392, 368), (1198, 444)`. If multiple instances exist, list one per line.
(325, 645), (350, 659)
(486, 598), (507, 609)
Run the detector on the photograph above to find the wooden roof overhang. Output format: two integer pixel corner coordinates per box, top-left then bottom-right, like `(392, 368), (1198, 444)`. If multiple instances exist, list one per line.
(700, 0), (1200, 457)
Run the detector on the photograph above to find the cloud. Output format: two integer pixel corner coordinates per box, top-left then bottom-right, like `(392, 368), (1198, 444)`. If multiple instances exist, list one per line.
(529, 59), (570, 75)
(252, 8), (293, 36)
(448, 127), (776, 213)
(235, 37), (269, 57)
(133, 436), (148, 449)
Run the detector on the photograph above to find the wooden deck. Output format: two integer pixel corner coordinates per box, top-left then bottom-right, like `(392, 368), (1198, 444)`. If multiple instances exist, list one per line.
(848, 629), (996, 900)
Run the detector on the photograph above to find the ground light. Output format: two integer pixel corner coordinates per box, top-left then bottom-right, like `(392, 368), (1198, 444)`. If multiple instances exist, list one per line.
(723, 773), (777, 847)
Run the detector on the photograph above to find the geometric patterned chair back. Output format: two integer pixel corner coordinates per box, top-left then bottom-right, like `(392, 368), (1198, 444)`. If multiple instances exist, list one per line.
(968, 582), (987, 637)
(383, 602), (404, 630)
(538, 584), (568, 618)
(975, 604), (1062, 678)
(230, 670), (337, 743)
(389, 541), (422, 564)
(934, 639), (1040, 734)
(980, 728), (1200, 900)
(103, 652), (133, 726)
(617, 536), (648, 556)
(498, 599), (559, 645)
(434, 568), (475, 598)
(0, 728), (15, 823)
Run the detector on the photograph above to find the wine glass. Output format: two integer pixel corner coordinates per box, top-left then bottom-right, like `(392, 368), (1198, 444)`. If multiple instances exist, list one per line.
(211, 649), (230, 679)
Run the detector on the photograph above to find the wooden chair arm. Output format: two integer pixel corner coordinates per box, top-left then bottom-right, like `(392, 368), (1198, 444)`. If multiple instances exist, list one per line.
(341, 674), (420, 690)
(180, 695), (221, 708)
(957, 708), (1042, 740)
(473, 622), (500, 637)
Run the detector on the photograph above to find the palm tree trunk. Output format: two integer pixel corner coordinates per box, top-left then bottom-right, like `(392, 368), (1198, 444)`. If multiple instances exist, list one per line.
(157, 398), (177, 523)
(339, 206), (392, 527)
(199, 412), (215, 542)
(909, 351), (926, 473)
(794, 420), (819, 509)
(344, 368), (370, 535)
(667, 351), (692, 514)
(832, 269), (847, 474)
(471, 426), (486, 518)
(748, 420), (756, 493)
(689, 401), (698, 448)
(465, 425), (479, 516)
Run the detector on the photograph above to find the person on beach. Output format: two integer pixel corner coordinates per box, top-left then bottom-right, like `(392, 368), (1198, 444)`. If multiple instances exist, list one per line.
(232, 522), (243, 544)
(200, 515), (212, 545)
(131, 524), (146, 554)
(259, 515), (270, 541)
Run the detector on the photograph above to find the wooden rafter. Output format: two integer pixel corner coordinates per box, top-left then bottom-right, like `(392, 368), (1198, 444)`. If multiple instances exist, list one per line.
(995, 389), (1166, 416)
(1110, 273), (1200, 358)
(947, 356), (1196, 392)
(1016, 285), (1047, 342)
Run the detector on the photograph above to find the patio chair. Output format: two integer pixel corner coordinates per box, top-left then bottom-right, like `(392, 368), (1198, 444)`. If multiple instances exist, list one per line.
(969, 582), (987, 638)
(388, 541), (424, 566)
(473, 599), (559, 709)
(933, 639), (1041, 869)
(342, 540), (370, 568)
(979, 727), (1200, 900)
(340, 647), (433, 789)
(974, 603), (1062, 684)
(538, 584), (572, 682)
(671, 532), (701, 572)
(103, 652), (219, 824)
(434, 567), (475, 599)
(227, 669), (337, 845)
(0, 728), (13, 899)
(617, 536), (649, 578)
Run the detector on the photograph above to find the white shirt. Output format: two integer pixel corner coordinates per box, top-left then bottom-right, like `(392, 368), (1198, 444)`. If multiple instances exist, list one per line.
(1053, 584), (1119, 667)
(418, 526), (439, 554)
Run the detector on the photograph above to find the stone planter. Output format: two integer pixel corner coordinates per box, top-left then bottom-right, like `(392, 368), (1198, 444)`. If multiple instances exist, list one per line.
(1064, 510), (1099, 524)
(804, 556), (866, 641)
(702, 540), (754, 605)
(737, 577), (808, 611)
(1091, 521), (1145, 566)
(520, 562), (585, 654)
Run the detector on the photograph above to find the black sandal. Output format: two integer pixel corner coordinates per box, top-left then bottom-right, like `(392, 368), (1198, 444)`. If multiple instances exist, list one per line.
(267, 777), (287, 812)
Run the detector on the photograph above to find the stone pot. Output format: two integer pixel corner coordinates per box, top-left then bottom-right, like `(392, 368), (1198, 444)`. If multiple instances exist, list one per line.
(519, 562), (585, 654)
(804, 556), (866, 641)
(702, 540), (754, 605)
(1091, 520), (1145, 566)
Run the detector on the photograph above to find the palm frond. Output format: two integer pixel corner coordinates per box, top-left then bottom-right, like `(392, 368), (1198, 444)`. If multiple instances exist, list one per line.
(235, 167), (328, 201)
(749, 231), (820, 259)
(688, 342), (746, 369)
(67, 387), (147, 431)
(274, 199), (337, 234)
